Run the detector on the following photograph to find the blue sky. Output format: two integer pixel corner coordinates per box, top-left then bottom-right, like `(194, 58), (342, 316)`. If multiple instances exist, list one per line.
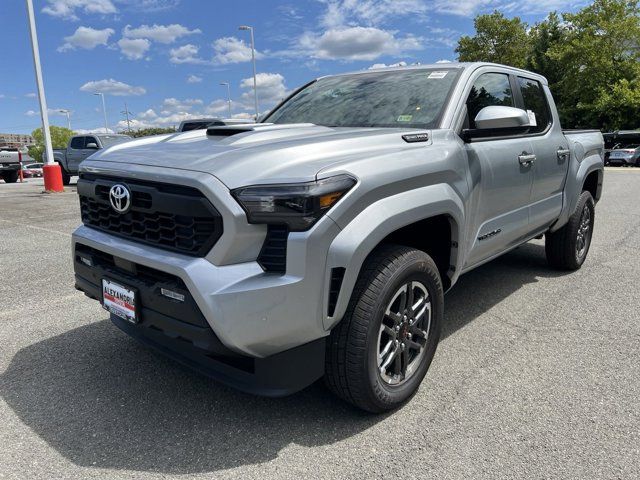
(0, 0), (588, 134)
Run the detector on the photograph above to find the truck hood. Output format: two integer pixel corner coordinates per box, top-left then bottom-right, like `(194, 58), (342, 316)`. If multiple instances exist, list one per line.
(86, 123), (428, 189)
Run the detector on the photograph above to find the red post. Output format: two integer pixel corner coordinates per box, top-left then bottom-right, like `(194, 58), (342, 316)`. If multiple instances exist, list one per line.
(18, 150), (24, 182)
(43, 163), (64, 192)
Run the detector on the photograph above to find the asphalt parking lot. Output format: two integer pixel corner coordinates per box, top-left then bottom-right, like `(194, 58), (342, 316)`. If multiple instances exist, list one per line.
(0, 170), (638, 480)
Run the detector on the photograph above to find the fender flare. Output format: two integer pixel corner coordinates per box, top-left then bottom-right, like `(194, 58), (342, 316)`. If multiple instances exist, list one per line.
(323, 183), (464, 330)
(551, 154), (603, 233)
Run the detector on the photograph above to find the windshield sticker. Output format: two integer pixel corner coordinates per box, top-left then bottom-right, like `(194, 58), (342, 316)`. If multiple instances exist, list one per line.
(428, 71), (448, 79)
(527, 109), (538, 126)
(397, 115), (413, 122)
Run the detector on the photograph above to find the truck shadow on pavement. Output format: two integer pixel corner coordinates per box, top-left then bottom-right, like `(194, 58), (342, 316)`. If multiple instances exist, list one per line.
(0, 242), (566, 474)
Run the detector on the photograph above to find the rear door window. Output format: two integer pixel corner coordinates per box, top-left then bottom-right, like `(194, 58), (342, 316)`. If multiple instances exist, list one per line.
(517, 77), (551, 134)
(70, 137), (85, 149)
(466, 73), (515, 128)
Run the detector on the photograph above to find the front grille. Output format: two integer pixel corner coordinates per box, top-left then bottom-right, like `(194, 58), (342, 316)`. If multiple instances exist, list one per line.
(78, 174), (223, 257)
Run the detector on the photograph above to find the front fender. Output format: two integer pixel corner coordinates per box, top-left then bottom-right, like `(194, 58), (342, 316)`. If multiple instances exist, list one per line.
(323, 183), (464, 330)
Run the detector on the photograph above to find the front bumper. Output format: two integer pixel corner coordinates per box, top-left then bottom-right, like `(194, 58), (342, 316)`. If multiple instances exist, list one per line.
(73, 239), (327, 396)
(0, 164), (20, 172)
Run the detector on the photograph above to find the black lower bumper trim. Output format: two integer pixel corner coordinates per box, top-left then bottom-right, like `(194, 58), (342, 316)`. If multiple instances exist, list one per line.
(111, 314), (326, 397)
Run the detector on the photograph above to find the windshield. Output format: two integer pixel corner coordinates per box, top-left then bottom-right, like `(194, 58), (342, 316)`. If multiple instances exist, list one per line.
(99, 135), (131, 147)
(266, 68), (461, 129)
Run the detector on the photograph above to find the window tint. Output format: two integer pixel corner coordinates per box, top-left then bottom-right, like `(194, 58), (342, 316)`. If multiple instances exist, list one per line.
(85, 137), (98, 147)
(466, 73), (514, 128)
(70, 137), (85, 149)
(517, 77), (551, 133)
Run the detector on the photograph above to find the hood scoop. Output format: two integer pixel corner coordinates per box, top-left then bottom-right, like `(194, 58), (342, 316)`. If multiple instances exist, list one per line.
(206, 123), (332, 145)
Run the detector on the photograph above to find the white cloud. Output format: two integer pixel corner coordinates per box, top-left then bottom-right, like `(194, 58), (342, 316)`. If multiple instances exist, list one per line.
(169, 44), (207, 64)
(25, 110), (39, 117)
(123, 24), (201, 44)
(187, 74), (203, 83)
(117, 37), (151, 60)
(368, 61), (408, 69)
(58, 26), (114, 52)
(80, 79), (146, 96)
(320, 0), (427, 28)
(240, 72), (288, 106)
(138, 108), (158, 119)
(205, 99), (233, 115)
(161, 97), (203, 113)
(298, 27), (423, 61)
(431, 0), (586, 17)
(42, 0), (117, 20)
(212, 36), (262, 64)
(25, 93), (37, 98)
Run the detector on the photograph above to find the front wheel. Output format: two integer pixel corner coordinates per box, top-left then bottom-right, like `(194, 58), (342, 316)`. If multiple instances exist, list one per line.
(325, 245), (443, 412)
(545, 191), (595, 270)
(59, 167), (71, 186)
(2, 170), (19, 183)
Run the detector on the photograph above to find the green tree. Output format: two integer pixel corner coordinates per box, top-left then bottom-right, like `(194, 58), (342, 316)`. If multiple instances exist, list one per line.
(27, 125), (74, 162)
(121, 127), (176, 138)
(455, 11), (531, 69)
(548, 0), (640, 129)
(527, 12), (567, 89)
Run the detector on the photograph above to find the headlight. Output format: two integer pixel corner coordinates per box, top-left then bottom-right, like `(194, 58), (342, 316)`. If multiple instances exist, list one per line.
(231, 174), (356, 231)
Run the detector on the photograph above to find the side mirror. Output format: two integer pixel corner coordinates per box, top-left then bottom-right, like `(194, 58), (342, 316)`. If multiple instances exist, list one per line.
(85, 142), (99, 149)
(463, 106), (530, 141)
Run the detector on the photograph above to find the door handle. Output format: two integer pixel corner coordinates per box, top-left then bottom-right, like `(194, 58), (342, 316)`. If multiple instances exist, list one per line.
(557, 147), (570, 160)
(518, 153), (536, 166)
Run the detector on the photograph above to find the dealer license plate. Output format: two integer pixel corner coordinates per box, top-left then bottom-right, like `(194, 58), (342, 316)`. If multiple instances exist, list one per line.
(102, 279), (138, 324)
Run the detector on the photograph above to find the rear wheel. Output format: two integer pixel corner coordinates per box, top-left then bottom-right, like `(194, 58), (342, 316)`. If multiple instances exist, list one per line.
(545, 191), (595, 270)
(325, 245), (443, 412)
(2, 170), (19, 183)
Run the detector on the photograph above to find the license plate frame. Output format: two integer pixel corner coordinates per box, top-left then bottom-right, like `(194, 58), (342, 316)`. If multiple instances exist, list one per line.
(102, 278), (139, 324)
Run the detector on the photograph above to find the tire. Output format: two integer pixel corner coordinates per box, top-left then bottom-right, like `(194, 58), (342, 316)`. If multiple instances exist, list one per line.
(545, 191), (595, 270)
(2, 170), (19, 183)
(59, 167), (71, 186)
(325, 244), (443, 413)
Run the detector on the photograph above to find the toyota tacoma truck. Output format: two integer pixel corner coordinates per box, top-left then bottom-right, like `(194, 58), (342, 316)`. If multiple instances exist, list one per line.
(51, 133), (131, 185)
(72, 63), (604, 412)
(0, 147), (22, 183)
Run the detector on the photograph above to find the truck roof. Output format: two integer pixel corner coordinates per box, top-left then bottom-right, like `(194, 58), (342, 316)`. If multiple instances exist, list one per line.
(322, 62), (549, 86)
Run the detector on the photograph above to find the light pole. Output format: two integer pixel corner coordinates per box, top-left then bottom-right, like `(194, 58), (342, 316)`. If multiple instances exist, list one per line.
(94, 92), (108, 133)
(220, 82), (232, 118)
(121, 102), (133, 133)
(58, 109), (71, 130)
(238, 25), (259, 120)
(26, 0), (63, 191)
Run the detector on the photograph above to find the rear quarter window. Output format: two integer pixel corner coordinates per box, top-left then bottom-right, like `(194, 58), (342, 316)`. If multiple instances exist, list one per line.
(517, 77), (552, 134)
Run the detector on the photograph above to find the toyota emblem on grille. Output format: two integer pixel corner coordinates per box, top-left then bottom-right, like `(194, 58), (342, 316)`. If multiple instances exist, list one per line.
(109, 184), (131, 214)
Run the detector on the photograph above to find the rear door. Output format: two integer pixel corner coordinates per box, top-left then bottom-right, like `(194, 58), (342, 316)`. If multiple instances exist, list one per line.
(516, 76), (569, 230)
(461, 71), (536, 268)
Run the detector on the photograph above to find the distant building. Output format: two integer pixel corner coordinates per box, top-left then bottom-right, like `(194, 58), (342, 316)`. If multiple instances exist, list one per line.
(0, 133), (35, 149)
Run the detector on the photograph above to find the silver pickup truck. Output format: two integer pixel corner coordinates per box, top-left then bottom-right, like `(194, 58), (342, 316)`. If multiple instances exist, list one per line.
(72, 63), (604, 412)
(0, 147), (23, 183)
(52, 133), (131, 185)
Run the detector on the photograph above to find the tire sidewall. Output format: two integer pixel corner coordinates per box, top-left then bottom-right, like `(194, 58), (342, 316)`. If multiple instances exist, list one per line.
(362, 253), (443, 408)
(572, 192), (595, 267)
